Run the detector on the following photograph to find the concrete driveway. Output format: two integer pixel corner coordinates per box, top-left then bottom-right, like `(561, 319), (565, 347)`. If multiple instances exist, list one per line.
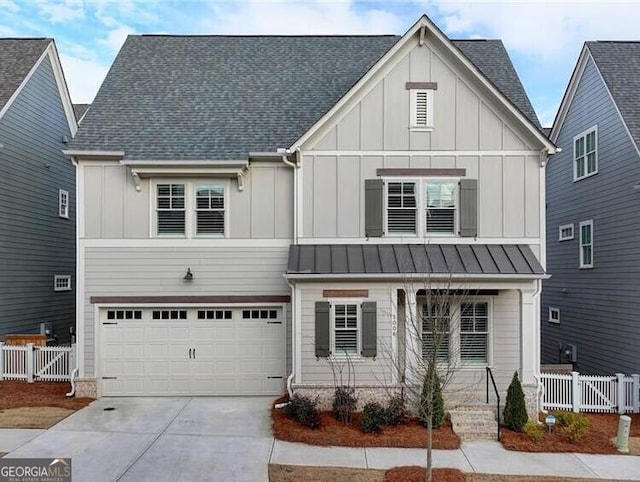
(3, 397), (275, 482)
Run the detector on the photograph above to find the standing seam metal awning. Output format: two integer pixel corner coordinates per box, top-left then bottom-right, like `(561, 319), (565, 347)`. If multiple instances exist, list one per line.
(287, 244), (545, 277)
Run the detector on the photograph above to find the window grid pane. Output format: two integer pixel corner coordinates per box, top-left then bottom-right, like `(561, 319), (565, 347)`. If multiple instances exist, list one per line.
(387, 182), (416, 234)
(157, 184), (185, 235)
(575, 129), (597, 178)
(334, 303), (358, 355)
(196, 185), (225, 235)
(422, 303), (450, 361)
(460, 302), (488, 363)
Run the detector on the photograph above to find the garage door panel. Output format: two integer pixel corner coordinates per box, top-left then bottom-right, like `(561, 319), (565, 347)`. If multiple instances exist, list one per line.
(100, 306), (286, 396)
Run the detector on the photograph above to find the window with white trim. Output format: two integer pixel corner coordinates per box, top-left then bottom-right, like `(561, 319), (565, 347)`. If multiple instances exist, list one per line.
(574, 127), (597, 181)
(422, 302), (450, 361)
(387, 182), (417, 234)
(426, 181), (456, 234)
(579, 220), (593, 268)
(155, 181), (227, 238)
(460, 302), (489, 363)
(54, 275), (71, 291)
(195, 184), (225, 236)
(548, 307), (560, 324)
(156, 183), (185, 235)
(410, 89), (434, 129)
(58, 189), (69, 218)
(559, 224), (574, 241)
(332, 303), (359, 356)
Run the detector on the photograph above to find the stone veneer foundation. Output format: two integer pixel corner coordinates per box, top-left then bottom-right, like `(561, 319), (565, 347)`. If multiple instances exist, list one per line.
(73, 378), (97, 398)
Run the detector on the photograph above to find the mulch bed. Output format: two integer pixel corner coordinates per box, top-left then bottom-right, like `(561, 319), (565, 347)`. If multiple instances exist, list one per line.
(385, 467), (465, 482)
(272, 397), (460, 449)
(501, 412), (640, 453)
(0, 381), (93, 411)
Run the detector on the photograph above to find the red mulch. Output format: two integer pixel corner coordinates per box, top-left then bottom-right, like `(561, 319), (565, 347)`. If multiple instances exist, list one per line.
(385, 467), (465, 482)
(271, 397), (460, 449)
(501, 412), (640, 453)
(0, 381), (93, 411)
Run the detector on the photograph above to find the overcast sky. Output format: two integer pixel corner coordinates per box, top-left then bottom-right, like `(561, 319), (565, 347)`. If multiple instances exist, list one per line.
(1, 1), (638, 127)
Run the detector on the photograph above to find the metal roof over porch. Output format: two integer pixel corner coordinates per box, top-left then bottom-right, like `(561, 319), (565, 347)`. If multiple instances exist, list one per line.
(286, 244), (545, 277)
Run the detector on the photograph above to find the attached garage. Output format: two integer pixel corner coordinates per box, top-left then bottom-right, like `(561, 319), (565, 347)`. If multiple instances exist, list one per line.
(99, 306), (286, 396)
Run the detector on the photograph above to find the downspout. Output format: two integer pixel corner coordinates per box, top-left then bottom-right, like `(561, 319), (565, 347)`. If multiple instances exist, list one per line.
(278, 148), (300, 404)
(532, 278), (544, 420)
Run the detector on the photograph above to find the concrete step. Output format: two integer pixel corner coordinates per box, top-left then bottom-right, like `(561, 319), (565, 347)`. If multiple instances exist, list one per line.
(449, 405), (498, 441)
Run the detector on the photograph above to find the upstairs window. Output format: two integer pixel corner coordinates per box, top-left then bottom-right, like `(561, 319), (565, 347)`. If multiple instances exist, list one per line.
(58, 189), (69, 218)
(54, 275), (71, 291)
(387, 182), (417, 234)
(410, 89), (434, 129)
(157, 184), (185, 235)
(195, 184), (225, 236)
(579, 220), (593, 268)
(559, 224), (574, 241)
(548, 307), (560, 324)
(426, 181), (456, 234)
(574, 127), (597, 181)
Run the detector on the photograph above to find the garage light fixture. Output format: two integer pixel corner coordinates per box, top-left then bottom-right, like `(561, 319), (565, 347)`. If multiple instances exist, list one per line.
(183, 267), (194, 281)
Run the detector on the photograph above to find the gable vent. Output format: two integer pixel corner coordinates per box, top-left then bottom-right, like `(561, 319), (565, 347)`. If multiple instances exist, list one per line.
(415, 91), (428, 126)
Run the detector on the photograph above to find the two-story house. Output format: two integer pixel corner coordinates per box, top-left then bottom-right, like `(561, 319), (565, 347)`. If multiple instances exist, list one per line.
(65, 16), (555, 415)
(0, 38), (77, 344)
(543, 42), (640, 375)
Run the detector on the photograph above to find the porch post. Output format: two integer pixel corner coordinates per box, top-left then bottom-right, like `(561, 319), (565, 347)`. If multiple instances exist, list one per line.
(404, 288), (420, 385)
(519, 288), (538, 385)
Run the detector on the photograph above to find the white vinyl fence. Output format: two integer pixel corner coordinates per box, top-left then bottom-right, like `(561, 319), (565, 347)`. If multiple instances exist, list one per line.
(0, 342), (76, 382)
(541, 371), (640, 414)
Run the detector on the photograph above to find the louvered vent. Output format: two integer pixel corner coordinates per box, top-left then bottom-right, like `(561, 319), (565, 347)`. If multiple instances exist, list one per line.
(414, 91), (428, 126)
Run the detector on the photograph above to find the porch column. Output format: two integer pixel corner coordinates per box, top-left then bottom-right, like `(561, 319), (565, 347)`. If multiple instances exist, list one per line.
(519, 288), (539, 385)
(404, 289), (421, 385)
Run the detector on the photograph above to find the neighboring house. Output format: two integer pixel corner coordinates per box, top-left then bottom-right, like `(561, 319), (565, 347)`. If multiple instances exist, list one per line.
(542, 42), (640, 375)
(65, 15), (555, 413)
(0, 38), (77, 344)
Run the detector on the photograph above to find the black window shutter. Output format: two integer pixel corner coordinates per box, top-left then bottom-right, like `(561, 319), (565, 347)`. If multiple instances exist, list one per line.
(365, 179), (384, 237)
(459, 179), (477, 237)
(361, 301), (377, 358)
(315, 301), (331, 358)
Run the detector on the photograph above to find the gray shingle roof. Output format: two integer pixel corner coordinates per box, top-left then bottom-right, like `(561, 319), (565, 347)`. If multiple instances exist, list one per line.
(452, 40), (540, 128)
(0, 38), (51, 112)
(70, 35), (541, 160)
(287, 244), (544, 277)
(587, 41), (640, 149)
(72, 103), (90, 121)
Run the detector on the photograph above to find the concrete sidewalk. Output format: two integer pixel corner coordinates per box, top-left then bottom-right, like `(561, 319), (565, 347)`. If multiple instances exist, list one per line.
(271, 439), (640, 480)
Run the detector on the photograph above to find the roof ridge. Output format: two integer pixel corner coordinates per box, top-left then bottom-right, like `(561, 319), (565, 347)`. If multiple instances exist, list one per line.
(138, 34), (400, 38)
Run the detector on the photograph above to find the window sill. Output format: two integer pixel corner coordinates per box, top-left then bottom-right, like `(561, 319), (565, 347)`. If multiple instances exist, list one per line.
(548, 320), (560, 324)
(409, 127), (434, 132)
(573, 171), (598, 182)
(325, 355), (367, 363)
(579, 265), (594, 270)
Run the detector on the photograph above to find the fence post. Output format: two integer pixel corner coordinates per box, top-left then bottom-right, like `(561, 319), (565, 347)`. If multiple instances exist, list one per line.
(632, 374), (640, 414)
(70, 343), (77, 374)
(26, 343), (34, 383)
(0, 342), (4, 381)
(571, 371), (580, 413)
(616, 373), (626, 414)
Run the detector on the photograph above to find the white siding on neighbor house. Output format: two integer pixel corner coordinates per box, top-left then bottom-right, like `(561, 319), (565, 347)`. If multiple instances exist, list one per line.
(297, 282), (522, 399)
(82, 246), (290, 377)
(82, 163), (293, 239)
(302, 154), (541, 239)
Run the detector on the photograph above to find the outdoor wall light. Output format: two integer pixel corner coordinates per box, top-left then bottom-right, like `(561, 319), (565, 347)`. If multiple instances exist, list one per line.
(183, 268), (194, 281)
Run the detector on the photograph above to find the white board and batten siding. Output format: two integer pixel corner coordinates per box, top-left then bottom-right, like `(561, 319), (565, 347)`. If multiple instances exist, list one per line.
(299, 32), (543, 242)
(83, 163), (293, 239)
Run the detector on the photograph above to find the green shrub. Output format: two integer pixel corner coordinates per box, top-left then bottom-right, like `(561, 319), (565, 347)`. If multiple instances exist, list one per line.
(523, 420), (544, 443)
(554, 411), (578, 427)
(419, 364), (445, 429)
(503, 371), (528, 432)
(332, 386), (357, 424)
(558, 413), (590, 442)
(283, 394), (321, 429)
(360, 402), (387, 433)
(384, 394), (406, 426)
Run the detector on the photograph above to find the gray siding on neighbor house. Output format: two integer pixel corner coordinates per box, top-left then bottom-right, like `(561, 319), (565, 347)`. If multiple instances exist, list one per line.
(542, 58), (640, 375)
(0, 55), (75, 343)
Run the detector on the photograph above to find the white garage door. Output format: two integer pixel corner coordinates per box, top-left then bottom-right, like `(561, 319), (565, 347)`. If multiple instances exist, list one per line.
(100, 306), (286, 396)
